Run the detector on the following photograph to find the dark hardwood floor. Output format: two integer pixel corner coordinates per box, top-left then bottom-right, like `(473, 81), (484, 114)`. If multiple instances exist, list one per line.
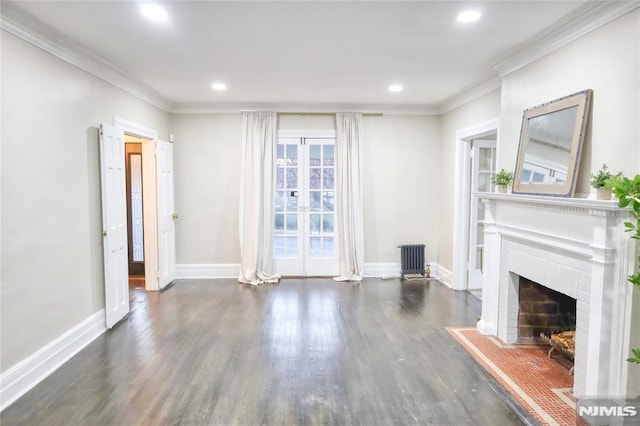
(1, 278), (535, 425)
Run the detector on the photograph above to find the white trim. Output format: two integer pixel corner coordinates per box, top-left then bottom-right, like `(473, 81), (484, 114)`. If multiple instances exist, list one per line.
(0, 2), (171, 111)
(363, 263), (400, 278)
(171, 103), (441, 115)
(0, 310), (106, 412)
(438, 74), (502, 114)
(115, 118), (161, 292)
(452, 118), (500, 291)
(492, 2), (640, 77)
(434, 263), (453, 289)
(114, 117), (158, 140)
(175, 262), (456, 283)
(277, 129), (337, 139)
(176, 264), (241, 279)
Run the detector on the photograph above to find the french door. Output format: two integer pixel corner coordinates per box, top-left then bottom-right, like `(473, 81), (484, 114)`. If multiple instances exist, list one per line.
(273, 137), (339, 276)
(468, 140), (497, 290)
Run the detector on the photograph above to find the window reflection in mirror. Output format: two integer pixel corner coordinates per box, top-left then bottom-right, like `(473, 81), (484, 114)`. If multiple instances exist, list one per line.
(520, 106), (577, 184)
(513, 89), (592, 197)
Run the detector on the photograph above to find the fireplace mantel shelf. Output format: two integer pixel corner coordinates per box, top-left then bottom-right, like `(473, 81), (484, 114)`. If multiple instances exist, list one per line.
(473, 191), (624, 215)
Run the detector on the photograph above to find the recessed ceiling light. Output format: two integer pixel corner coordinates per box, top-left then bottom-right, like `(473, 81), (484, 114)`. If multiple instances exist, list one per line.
(457, 10), (482, 23)
(211, 82), (227, 91)
(389, 84), (403, 93)
(140, 4), (168, 22)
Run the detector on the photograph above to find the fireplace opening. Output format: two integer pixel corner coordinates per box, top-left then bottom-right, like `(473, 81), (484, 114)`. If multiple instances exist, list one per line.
(518, 277), (576, 343)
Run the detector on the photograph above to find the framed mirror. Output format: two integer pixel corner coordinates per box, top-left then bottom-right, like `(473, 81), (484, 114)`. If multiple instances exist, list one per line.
(512, 89), (592, 197)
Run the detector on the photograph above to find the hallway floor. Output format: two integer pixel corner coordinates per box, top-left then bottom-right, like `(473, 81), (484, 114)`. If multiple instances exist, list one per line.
(1, 278), (534, 425)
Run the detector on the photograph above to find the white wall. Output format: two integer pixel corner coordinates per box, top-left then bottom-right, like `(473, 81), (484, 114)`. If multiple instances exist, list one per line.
(500, 10), (640, 195)
(438, 89), (502, 272)
(362, 115), (441, 264)
(170, 114), (243, 264)
(170, 113), (441, 268)
(0, 31), (170, 372)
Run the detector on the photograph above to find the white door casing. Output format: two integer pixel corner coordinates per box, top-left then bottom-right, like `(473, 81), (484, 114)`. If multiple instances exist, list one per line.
(99, 124), (129, 328)
(452, 118), (500, 291)
(156, 140), (177, 288)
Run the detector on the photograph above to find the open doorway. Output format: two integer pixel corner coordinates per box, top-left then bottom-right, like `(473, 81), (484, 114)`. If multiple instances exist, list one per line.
(125, 135), (148, 292)
(100, 118), (176, 328)
(452, 118), (500, 294)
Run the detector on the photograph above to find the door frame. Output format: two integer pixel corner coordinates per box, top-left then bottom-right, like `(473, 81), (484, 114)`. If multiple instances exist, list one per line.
(275, 129), (337, 276)
(452, 118), (500, 291)
(114, 116), (162, 291)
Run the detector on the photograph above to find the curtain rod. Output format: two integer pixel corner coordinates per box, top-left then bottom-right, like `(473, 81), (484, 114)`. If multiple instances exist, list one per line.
(276, 112), (383, 117)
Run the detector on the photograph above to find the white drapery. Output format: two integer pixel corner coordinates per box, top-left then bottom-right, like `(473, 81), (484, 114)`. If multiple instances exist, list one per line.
(334, 112), (365, 281)
(238, 111), (281, 285)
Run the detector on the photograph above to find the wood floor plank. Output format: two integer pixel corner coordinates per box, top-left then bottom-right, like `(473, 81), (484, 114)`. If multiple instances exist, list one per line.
(1, 278), (535, 425)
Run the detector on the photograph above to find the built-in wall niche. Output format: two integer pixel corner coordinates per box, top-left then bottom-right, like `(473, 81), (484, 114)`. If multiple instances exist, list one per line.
(518, 276), (576, 343)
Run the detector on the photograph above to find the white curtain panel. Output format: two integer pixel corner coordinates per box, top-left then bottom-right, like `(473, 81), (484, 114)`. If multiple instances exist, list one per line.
(334, 112), (365, 282)
(238, 111), (281, 285)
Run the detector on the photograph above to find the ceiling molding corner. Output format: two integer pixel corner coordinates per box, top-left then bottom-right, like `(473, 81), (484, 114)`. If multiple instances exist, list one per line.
(437, 74), (502, 115)
(492, 1), (640, 77)
(169, 103), (441, 116)
(0, 1), (173, 112)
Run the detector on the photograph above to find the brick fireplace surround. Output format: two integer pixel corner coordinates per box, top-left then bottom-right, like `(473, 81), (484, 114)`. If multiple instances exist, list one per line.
(476, 192), (637, 398)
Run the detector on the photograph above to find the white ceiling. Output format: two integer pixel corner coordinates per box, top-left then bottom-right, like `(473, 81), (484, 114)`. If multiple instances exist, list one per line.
(3, 1), (613, 113)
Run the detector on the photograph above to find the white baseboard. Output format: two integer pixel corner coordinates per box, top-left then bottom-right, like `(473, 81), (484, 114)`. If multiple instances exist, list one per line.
(176, 263), (241, 279)
(174, 263), (453, 284)
(434, 263), (453, 288)
(0, 309), (106, 412)
(363, 263), (400, 277)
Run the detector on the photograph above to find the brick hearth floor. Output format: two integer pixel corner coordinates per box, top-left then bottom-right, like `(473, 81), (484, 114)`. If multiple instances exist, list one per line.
(448, 327), (579, 426)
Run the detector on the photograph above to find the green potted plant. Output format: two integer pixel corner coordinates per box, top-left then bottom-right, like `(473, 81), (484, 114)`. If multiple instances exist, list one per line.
(606, 173), (640, 364)
(590, 163), (617, 200)
(491, 169), (514, 193)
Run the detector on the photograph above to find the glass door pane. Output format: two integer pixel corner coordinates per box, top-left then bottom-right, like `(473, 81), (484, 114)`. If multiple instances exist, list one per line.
(308, 142), (335, 259)
(274, 140), (300, 260)
(468, 139), (496, 290)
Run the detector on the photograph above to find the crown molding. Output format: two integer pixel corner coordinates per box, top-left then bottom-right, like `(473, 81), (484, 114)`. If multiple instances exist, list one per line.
(492, 1), (640, 77)
(437, 73), (502, 114)
(0, 1), (172, 111)
(169, 102), (441, 116)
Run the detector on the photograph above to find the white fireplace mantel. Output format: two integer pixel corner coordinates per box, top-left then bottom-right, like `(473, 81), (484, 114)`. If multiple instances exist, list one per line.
(475, 192), (637, 398)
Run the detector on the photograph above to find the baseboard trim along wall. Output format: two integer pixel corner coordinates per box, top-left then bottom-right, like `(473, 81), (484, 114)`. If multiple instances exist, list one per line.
(0, 309), (106, 412)
(176, 263), (450, 282)
(434, 264), (453, 288)
(176, 264), (241, 279)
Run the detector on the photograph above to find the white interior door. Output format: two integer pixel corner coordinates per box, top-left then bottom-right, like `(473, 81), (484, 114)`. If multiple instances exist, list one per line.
(99, 124), (129, 328)
(156, 140), (177, 288)
(468, 140), (497, 290)
(273, 137), (338, 276)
